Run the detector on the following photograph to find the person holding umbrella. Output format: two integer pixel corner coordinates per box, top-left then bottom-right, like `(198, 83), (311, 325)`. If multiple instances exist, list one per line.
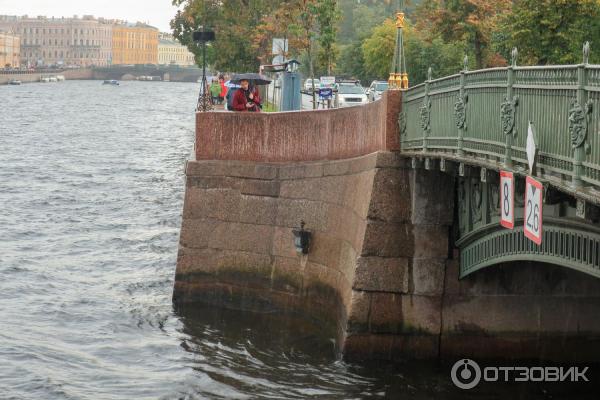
(232, 78), (262, 112)
(230, 73), (271, 112)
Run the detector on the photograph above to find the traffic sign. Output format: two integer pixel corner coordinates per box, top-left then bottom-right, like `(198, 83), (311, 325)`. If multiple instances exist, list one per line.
(500, 171), (514, 229)
(524, 176), (543, 245)
(318, 88), (333, 100)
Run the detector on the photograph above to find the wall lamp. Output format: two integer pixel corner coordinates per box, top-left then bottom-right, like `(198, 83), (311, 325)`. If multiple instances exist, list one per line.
(292, 220), (311, 254)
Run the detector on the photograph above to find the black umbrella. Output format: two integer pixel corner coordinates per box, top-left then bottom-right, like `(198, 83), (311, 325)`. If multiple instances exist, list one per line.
(230, 73), (272, 85)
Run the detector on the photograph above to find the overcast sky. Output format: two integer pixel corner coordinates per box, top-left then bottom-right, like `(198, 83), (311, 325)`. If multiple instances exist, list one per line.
(1, 0), (180, 32)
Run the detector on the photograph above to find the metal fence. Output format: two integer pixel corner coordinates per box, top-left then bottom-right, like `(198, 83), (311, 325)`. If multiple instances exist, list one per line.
(400, 44), (600, 191)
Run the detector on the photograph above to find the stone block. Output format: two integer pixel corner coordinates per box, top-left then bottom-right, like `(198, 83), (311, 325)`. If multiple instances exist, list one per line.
(272, 226), (298, 258)
(346, 290), (372, 333)
(175, 246), (220, 276)
(412, 225), (449, 259)
(279, 163), (324, 180)
(375, 151), (411, 168)
(238, 195), (278, 225)
(224, 162), (278, 180)
(279, 178), (322, 202)
(183, 187), (241, 221)
(306, 233), (343, 271)
(179, 218), (219, 249)
(271, 256), (304, 294)
(208, 222), (274, 254)
(323, 159), (352, 176)
(275, 198), (329, 231)
(187, 176), (240, 190)
(411, 169), (455, 225)
(342, 170), (375, 218)
(411, 258), (447, 295)
(303, 262), (341, 295)
(353, 256), (409, 293)
(367, 168), (411, 223)
(441, 295), (540, 335)
(361, 221), (413, 258)
(401, 294), (442, 335)
(347, 153), (378, 174)
(240, 179), (280, 197)
(369, 292), (403, 333)
(337, 241), (359, 286)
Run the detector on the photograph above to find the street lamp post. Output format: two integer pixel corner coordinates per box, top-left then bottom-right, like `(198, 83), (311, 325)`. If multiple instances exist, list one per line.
(194, 27), (215, 112)
(389, 0), (408, 90)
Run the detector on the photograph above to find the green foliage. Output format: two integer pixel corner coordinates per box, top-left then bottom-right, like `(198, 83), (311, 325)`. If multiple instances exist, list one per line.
(361, 19), (465, 85)
(498, 0), (600, 65)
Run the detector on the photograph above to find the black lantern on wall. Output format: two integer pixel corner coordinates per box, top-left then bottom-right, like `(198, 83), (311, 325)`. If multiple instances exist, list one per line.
(292, 220), (312, 254)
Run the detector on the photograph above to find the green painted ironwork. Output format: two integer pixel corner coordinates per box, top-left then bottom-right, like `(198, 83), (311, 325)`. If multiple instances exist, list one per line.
(401, 43), (600, 279)
(400, 43), (600, 193)
(456, 175), (600, 279)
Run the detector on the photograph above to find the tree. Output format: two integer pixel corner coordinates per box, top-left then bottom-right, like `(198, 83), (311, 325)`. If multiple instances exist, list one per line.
(498, 0), (600, 65)
(418, 0), (510, 69)
(171, 0), (286, 71)
(362, 18), (466, 85)
(315, 0), (341, 74)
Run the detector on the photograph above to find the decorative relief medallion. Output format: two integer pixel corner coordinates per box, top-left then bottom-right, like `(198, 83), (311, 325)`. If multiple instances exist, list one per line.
(568, 99), (593, 149)
(501, 95), (519, 136)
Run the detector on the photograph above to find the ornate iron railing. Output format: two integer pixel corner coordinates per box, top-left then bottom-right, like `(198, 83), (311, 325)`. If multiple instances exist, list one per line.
(400, 44), (600, 197)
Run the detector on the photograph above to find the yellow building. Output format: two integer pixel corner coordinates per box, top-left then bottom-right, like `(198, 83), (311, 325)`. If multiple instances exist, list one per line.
(158, 33), (195, 66)
(0, 31), (20, 68)
(112, 22), (158, 65)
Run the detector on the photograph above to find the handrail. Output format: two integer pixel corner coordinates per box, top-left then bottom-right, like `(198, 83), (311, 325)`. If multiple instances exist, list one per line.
(400, 43), (600, 203)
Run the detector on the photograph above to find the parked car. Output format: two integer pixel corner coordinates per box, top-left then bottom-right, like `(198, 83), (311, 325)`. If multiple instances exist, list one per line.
(366, 80), (389, 101)
(304, 78), (320, 92)
(334, 83), (369, 108)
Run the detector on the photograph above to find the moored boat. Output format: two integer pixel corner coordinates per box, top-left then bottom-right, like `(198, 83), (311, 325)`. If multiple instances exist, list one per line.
(103, 80), (120, 85)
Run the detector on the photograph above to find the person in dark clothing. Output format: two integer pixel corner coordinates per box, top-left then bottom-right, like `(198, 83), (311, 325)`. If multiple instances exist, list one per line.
(232, 79), (261, 112)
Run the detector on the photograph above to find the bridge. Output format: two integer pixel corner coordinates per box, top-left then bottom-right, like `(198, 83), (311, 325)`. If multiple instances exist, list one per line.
(401, 45), (600, 281)
(173, 44), (600, 363)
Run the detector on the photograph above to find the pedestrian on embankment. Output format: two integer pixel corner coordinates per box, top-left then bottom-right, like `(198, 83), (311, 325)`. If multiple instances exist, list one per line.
(218, 75), (227, 104)
(209, 79), (222, 104)
(232, 79), (261, 112)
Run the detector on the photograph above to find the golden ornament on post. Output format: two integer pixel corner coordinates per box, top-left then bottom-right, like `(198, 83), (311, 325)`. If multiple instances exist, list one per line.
(396, 12), (405, 29)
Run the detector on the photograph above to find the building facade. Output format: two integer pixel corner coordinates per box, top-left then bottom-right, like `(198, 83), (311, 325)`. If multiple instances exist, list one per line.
(112, 22), (158, 65)
(0, 15), (113, 67)
(0, 31), (20, 67)
(158, 33), (195, 66)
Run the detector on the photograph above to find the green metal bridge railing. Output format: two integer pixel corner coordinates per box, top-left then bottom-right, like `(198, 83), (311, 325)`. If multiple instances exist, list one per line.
(400, 44), (600, 279)
(400, 44), (600, 199)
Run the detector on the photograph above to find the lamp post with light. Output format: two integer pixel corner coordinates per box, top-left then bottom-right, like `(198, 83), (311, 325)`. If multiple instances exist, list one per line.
(388, 0), (408, 90)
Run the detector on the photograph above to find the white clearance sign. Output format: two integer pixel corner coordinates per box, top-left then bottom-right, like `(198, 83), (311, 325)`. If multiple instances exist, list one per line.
(524, 176), (543, 245)
(500, 171), (514, 229)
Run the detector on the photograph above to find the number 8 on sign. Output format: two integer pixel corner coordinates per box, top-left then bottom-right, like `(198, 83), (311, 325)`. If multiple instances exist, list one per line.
(500, 171), (514, 229)
(524, 176), (543, 245)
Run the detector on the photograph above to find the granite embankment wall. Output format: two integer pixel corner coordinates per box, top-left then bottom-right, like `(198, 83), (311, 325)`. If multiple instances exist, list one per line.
(174, 91), (600, 362)
(1, 66), (201, 84)
(0, 68), (93, 84)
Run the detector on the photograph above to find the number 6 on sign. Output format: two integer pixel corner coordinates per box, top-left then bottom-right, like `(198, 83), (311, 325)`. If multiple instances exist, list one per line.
(500, 171), (514, 229)
(524, 176), (543, 245)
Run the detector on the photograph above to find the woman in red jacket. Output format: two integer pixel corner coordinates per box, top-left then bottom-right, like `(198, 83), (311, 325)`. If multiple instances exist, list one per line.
(232, 79), (261, 112)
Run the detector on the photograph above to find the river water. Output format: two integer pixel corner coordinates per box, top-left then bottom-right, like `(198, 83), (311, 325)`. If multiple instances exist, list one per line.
(0, 80), (595, 399)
